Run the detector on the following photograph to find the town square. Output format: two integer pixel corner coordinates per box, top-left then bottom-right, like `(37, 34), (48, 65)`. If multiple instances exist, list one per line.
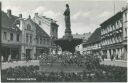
(0, 0), (127, 82)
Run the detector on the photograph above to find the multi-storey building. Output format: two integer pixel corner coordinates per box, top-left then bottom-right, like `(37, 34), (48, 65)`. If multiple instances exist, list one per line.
(83, 28), (101, 55)
(100, 7), (127, 60)
(33, 13), (58, 39)
(1, 10), (22, 61)
(33, 13), (59, 53)
(1, 9), (57, 61)
(17, 15), (51, 60)
(72, 32), (91, 53)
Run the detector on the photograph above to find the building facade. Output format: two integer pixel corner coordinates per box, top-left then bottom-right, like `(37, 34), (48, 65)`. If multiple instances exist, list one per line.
(72, 32), (91, 54)
(1, 10), (57, 61)
(100, 7), (127, 60)
(33, 13), (59, 54)
(1, 10), (22, 61)
(33, 13), (58, 39)
(83, 28), (101, 55)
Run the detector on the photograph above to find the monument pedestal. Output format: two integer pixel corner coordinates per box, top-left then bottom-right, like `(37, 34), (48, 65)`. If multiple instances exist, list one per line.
(63, 35), (73, 40)
(63, 28), (73, 40)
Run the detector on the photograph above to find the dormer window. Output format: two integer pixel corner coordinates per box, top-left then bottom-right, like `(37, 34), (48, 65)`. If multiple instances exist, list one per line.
(13, 20), (20, 28)
(27, 24), (31, 30)
(15, 22), (20, 28)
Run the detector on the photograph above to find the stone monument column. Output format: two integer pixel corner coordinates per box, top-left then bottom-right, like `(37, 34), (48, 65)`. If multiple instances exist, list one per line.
(63, 4), (73, 39)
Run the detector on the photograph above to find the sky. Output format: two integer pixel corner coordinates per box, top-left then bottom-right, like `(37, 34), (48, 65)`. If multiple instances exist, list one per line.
(1, 0), (127, 38)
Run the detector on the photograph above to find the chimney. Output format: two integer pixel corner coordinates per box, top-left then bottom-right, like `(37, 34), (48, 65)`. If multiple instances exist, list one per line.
(7, 9), (11, 17)
(122, 7), (125, 11)
(28, 15), (31, 19)
(19, 14), (22, 18)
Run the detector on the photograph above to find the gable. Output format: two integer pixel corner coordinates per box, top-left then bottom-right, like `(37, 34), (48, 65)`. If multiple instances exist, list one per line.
(2, 11), (21, 32)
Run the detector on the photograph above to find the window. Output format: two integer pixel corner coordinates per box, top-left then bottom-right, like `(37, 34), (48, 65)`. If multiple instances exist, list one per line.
(10, 33), (13, 41)
(27, 24), (31, 30)
(40, 38), (42, 44)
(47, 39), (49, 45)
(125, 28), (127, 38)
(108, 25), (110, 32)
(37, 38), (39, 44)
(106, 27), (109, 33)
(112, 25), (114, 31)
(116, 21), (119, 29)
(44, 39), (46, 44)
(125, 12), (127, 22)
(113, 24), (116, 30)
(30, 34), (32, 43)
(17, 34), (20, 42)
(26, 33), (29, 43)
(46, 39), (48, 44)
(54, 29), (56, 33)
(3, 32), (7, 40)
(113, 37), (115, 43)
(110, 25), (112, 31)
(119, 20), (122, 27)
(116, 37), (118, 43)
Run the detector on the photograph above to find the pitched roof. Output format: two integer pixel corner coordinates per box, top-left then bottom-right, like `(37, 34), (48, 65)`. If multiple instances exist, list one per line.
(2, 11), (21, 32)
(100, 11), (122, 27)
(34, 21), (50, 38)
(86, 27), (101, 44)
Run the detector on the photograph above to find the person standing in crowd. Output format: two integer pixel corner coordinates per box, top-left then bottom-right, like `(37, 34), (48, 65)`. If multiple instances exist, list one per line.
(8, 54), (12, 62)
(1, 56), (4, 62)
(110, 54), (114, 61)
(101, 54), (105, 61)
(16, 54), (19, 61)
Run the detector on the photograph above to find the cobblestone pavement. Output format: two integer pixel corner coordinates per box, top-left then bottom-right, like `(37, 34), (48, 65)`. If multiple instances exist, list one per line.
(2, 59), (127, 70)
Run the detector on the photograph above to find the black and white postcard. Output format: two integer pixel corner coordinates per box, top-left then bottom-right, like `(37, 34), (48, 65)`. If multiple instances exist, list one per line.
(0, 0), (127, 82)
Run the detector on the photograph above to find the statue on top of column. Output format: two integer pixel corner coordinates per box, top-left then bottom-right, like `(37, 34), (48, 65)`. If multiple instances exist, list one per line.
(63, 4), (71, 29)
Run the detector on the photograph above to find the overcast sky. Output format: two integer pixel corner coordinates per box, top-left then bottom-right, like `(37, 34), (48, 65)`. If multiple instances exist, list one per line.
(1, 0), (126, 38)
